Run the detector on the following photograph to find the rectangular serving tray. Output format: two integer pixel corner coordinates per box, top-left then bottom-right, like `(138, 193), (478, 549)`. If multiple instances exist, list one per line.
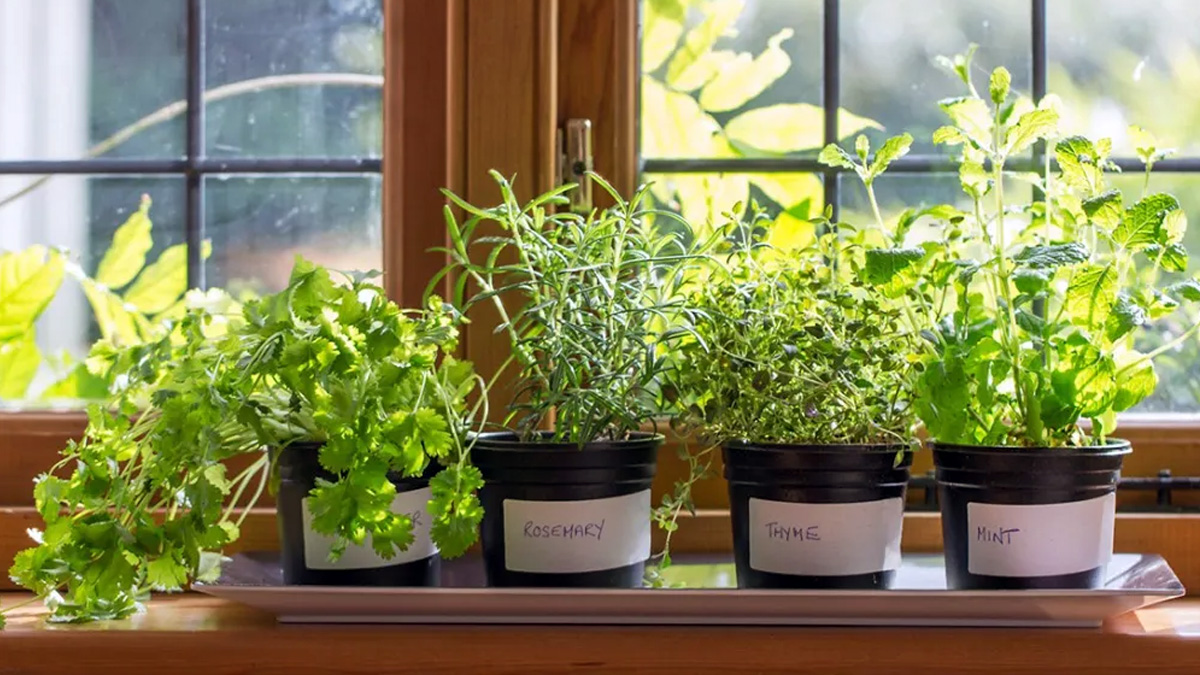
(195, 552), (1184, 628)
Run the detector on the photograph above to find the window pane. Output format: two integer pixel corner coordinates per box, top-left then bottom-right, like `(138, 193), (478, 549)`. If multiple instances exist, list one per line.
(640, 0), (823, 160)
(204, 0), (383, 158)
(841, 0), (1030, 155)
(204, 174), (381, 294)
(1048, 0), (1200, 155)
(0, 175), (185, 404)
(643, 172), (824, 241)
(0, 0), (185, 160)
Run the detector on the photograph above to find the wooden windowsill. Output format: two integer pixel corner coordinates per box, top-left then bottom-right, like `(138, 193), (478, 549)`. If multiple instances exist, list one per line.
(2, 593), (1200, 674)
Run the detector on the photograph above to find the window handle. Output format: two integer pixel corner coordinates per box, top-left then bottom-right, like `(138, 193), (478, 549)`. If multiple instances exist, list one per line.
(558, 118), (593, 213)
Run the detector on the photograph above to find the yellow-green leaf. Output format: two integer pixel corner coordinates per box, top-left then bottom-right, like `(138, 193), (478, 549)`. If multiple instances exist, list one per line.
(83, 281), (142, 346)
(698, 28), (792, 112)
(123, 240), (208, 314)
(747, 173), (823, 212)
(641, 77), (727, 158)
(670, 173), (749, 236)
(0, 333), (41, 398)
(938, 96), (993, 150)
(724, 104), (881, 153)
(39, 362), (108, 401)
(642, 0), (686, 74)
(665, 0), (743, 89)
(765, 212), (815, 252)
(0, 245), (65, 341)
(95, 195), (153, 290)
(671, 49), (740, 93)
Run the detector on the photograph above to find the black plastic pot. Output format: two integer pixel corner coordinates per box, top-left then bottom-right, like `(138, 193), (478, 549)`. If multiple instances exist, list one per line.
(724, 441), (913, 589)
(473, 431), (661, 588)
(275, 442), (440, 586)
(933, 440), (1131, 590)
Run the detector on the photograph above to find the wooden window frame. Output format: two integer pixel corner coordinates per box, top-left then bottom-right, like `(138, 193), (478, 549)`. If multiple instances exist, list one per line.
(4, 0), (1200, 593)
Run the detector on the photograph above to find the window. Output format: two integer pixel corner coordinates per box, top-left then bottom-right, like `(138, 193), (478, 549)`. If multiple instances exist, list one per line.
(640, 0), (1200, 415)
(0, 0), (382, 403)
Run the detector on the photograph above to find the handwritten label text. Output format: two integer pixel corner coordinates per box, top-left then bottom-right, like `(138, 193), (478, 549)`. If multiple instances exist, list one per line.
(976, 525), (1020, 545)
(764, 522), (821, 542)
(524, 519), (606, 540)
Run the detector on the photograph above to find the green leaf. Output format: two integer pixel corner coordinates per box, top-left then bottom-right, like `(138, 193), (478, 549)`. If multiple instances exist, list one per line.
(1081, 190), (1123, 229)
(725, 104), (881, 153)
(1163, 209), (1187, 245)
(747, 173), (823, 212)
(82, 282), (142, 346)
(989, 66), (1011, 104)
(938, 96), (992, 149)
(95, 196), (153, 290)
(1167, 278), (1200, 302)
(0, 333), (41, 398)
(40, 362), (109, 401)
(935, 44), (978, 88)
(1105, 294), (1148, 342)
(0, 245), (65, 341)
(862, 247), (926, 286)
(412, 408), (453, 458)
(1143, 243), (1188, 273)
(1013, 242), (1089, 268)
(1052, 343), (1116, 417)
(1004, 108), (1058, 155)
(1066, 263), (1117, 330)
(665, 0), (743, 88)
(1113, 353), (1157, 412)
(959, 160), (991, 198)
(1055, 136), (1104, 194)
(640, 78), (726, 159)
(817, 143), (857, 171)
(123, 241), (208, 314)
(670, 49), (740, 93)
(765, 212), (815, 252)
(932, 126), (969, 146)
(1129, 125), (1175, 166)
(869, 133), (913, 179)
(1114, 193), (1180, 251)
(1013, 267), (1051, 295)
(855, 134), (870, 161)
(146, 555), (189, 592)
(699, 28), (793, 112)
(642, 0), (686, 74)
(429, 465), (484, 558)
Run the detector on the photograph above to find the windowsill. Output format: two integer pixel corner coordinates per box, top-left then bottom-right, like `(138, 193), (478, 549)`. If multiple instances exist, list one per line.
(2, 592), (1200, 674)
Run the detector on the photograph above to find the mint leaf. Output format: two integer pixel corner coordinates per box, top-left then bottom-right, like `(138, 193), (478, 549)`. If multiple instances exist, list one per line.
(989, 67), (1011, 104)
(862, 247), (926, 286)
(1081, 190), (1123, 229)
(1105, 294), (1148, 342)
(932, 126), (968, 146)
(1005, 108), (1058, 155)
(1167, 278), (1200, 302)
(939, 96), (993, 149)
(1144, 244), (1188, 273)
(1013, 243), (1089, 268)
(1053, 343), (1116, 417)
(1066, 263), (1117, 330)
(1114, 193), (1180, 251)
(1113, 355), (1157, 412)
(818, 143), (857, 171)
(869, 133), (913, 179)
(1013, 267), (1051, 294)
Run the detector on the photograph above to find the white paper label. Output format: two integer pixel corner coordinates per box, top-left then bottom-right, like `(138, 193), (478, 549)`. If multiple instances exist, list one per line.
(748, 497), (904, 576)
(503, 490), (651, 573)
(301, 487), (437, 570)
(967, 493), (1115, 577)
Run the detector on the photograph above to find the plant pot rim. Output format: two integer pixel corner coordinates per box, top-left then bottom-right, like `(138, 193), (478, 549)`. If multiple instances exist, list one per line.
(470, 430), (664, 451)
(723, 439), (914, 453)
(929, 438), (1132, 454)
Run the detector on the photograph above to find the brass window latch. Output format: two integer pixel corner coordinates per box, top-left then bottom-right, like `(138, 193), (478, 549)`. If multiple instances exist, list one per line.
(557, 118), (593, 213)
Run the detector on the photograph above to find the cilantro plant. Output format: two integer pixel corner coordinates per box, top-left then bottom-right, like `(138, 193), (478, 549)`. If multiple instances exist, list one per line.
(2, 258), (483, 625)
(669, 208), (919, 447)
(870, 47), (1200, 447)
(435, 171), (704, 444)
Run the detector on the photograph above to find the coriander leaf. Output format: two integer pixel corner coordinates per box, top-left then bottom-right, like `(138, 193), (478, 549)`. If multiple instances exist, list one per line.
(413, 408), (453, 458)
(429, 465), (485, 558)
(1066, 263), (1118, 330)
(146, 554), (189, 592)
(1114, 193), (1180, 251)
(1013, 242), (1089, 268)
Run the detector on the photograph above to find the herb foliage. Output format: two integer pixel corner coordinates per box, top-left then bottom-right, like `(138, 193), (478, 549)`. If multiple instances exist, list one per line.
(3, 258), (482, 625)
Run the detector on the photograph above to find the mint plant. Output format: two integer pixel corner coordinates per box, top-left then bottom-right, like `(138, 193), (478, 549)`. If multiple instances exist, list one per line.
(3, 258), (483, 625)
(867, 47), (1200, 447)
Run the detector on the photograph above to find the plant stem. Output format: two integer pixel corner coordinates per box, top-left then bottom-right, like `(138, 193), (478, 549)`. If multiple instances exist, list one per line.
(0, 72), (383, 212)
(1118, 319), (1200, 376)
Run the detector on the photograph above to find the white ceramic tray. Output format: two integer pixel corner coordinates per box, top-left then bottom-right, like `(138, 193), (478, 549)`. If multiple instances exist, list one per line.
(195, 552), (1184, 628)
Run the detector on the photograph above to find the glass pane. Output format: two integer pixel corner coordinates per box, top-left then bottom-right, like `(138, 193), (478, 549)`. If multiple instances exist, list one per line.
(841, 0), (1031, 155)
(0, 175), (185, 405)
(1048, 0), (1200, 156)
(640, 0), (822, 160)
(204, 0), (383, 158)
(204, 174), (382, 294)
(0, 0), (186, 160)
(642, 172), (824, 242)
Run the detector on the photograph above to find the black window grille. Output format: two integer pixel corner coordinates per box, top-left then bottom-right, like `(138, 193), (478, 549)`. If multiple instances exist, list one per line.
(0, 0), (382, 290)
